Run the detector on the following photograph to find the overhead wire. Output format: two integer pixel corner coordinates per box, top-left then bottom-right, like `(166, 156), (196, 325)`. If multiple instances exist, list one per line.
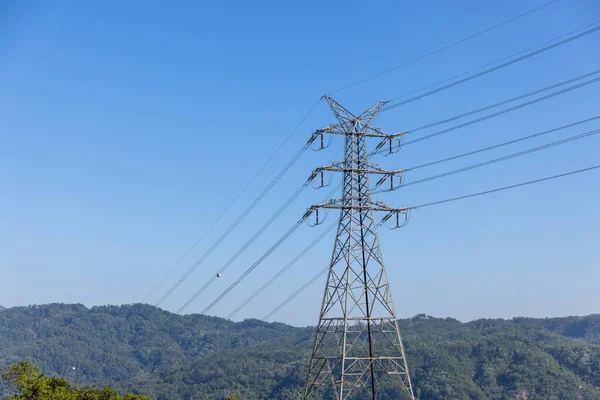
(148, 6), (599, 321)
(147, 17), (600, 309)
(210, 81), (600, 317)
(411, 164), (600, 209)
(192, 183), (342, 318)
(400, 127), (600, 189)
(144, 99), (322, 303)
(380, 22), (600, 112)
(392, 74), (600, 148)
(387, 20), (600, 105)
(200, 219), (304, 316)
(164, 120), (598, 323)
(407, 115), (600, 171)
(226, 221), (337, 319)
(176, 218), (306, 331)
(327, 0), (562, 95)
(263, 266), (329, 321)
(179, 73), (600, 319)
(154, 138), (312, 307)
(403, 69), (600, 134)
(246, 22), (600, 323)
(168, 146), (345, 315)
(245, 118), (600, 317)
(265, 163), (600, 320)
(175, 181), (309, 314)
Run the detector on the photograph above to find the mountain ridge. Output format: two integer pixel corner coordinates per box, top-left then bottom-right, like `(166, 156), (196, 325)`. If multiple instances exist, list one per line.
(1, 303), (599, 399)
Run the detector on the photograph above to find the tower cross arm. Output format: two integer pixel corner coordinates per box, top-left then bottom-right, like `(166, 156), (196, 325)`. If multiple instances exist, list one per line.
(306, 200), (411, 213)
(310, 163), (406, 177)
(308, 125), (401, 146)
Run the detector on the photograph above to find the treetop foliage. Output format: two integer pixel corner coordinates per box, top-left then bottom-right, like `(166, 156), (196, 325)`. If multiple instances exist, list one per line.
(2, 361), (151, 400)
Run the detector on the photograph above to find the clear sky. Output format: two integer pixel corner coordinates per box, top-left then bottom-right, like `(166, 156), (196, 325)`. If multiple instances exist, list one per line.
(1, 0), (599, 327)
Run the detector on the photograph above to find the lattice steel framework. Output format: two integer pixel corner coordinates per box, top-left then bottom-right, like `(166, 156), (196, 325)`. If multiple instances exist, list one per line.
(303, 96), (415, 400)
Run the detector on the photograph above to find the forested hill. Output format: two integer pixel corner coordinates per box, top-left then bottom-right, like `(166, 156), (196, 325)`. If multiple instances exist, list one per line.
(1, 304), (600, 400)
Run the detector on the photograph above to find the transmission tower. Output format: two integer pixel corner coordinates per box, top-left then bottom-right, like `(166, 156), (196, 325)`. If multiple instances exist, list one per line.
(303, 96), (415, 400)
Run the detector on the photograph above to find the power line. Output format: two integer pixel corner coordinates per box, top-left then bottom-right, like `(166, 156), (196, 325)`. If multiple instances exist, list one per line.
(216, 115), (600, 320)
(230, 118), (600, 316)
(380, 23), (600, 112)
(408, 115), (600, 171)
(387, 21), (600, 104)
(412, 164), (600, 209)
(200, 219), (304, 316)
(265, 164), (600, 320)
(175, 181), (309, 314)
(171, 147), (347, 314)
(258, 121), (600, 317)
(149, 159), (346, 334)
(263, 266), (329, 321)
(188, 183), (341, 317)
(143, 99), (321, 303)
(327, 0), (562, 95)
(175, 219), (305, 331)
(145, 1), (546, 306)
(146, 20), (600, 307)
(227, 221), (337, 319)
(152, 17), (600, 322)
(401, 127), (600, 188)
(404, 69), (600, 134)
(397, 74), (600, 147)
(154, 140), (311, 307)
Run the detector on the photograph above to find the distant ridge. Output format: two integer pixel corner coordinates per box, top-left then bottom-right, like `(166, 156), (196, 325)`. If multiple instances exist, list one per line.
(1, 304), (600, 399)
(0, 305), (6, 311)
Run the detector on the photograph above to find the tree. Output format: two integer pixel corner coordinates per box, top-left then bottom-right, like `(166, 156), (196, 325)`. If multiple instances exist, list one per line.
(2, 362), (151, 400)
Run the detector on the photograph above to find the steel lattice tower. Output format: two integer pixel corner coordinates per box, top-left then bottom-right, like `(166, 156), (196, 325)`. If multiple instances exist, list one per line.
(303, 96), (415, 400)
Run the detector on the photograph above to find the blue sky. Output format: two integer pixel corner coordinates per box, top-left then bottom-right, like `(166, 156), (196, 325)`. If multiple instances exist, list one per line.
(1, 0), (599, 326)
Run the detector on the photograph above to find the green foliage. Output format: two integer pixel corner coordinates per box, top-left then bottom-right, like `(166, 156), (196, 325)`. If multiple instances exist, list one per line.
(1, 304), (600, 399)
(2, 361), (151, 400)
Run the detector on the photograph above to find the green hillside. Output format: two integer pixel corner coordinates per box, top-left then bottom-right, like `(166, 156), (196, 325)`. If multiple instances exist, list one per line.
(1, 304), (599, 399)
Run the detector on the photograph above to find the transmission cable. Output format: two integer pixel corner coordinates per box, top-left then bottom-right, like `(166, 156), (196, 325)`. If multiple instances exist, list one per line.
(144, 20), (600, 305)
(380, 22), (600, 112)
(154, 139), (312, 307)
(390, 74), (600, 149)
(171, 146), (348, 314)
(403, 69), (600, 134)
(327, 0), (562, 94)
(175, 219), (305, 331)
(174, 181), (309, 314)
(231, 92), (600, 320)
(247, 119), (600, 316)
(265, 163), (600, 320)
(153, 20), (600, 312)
(388, 21), (600, 105)
(200, 219), (304, 316)
(222, 105), (598, 315)
(220, 118), (600, 317)
(227, 221), (338, 319)
(144, 100), (321, 303)
(189, 182), (341, 317)
(408, 115), (600, 171)
(399, 127), (600, 189)
(263, 266), (329, 321)
(411, 164), (600, 209)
